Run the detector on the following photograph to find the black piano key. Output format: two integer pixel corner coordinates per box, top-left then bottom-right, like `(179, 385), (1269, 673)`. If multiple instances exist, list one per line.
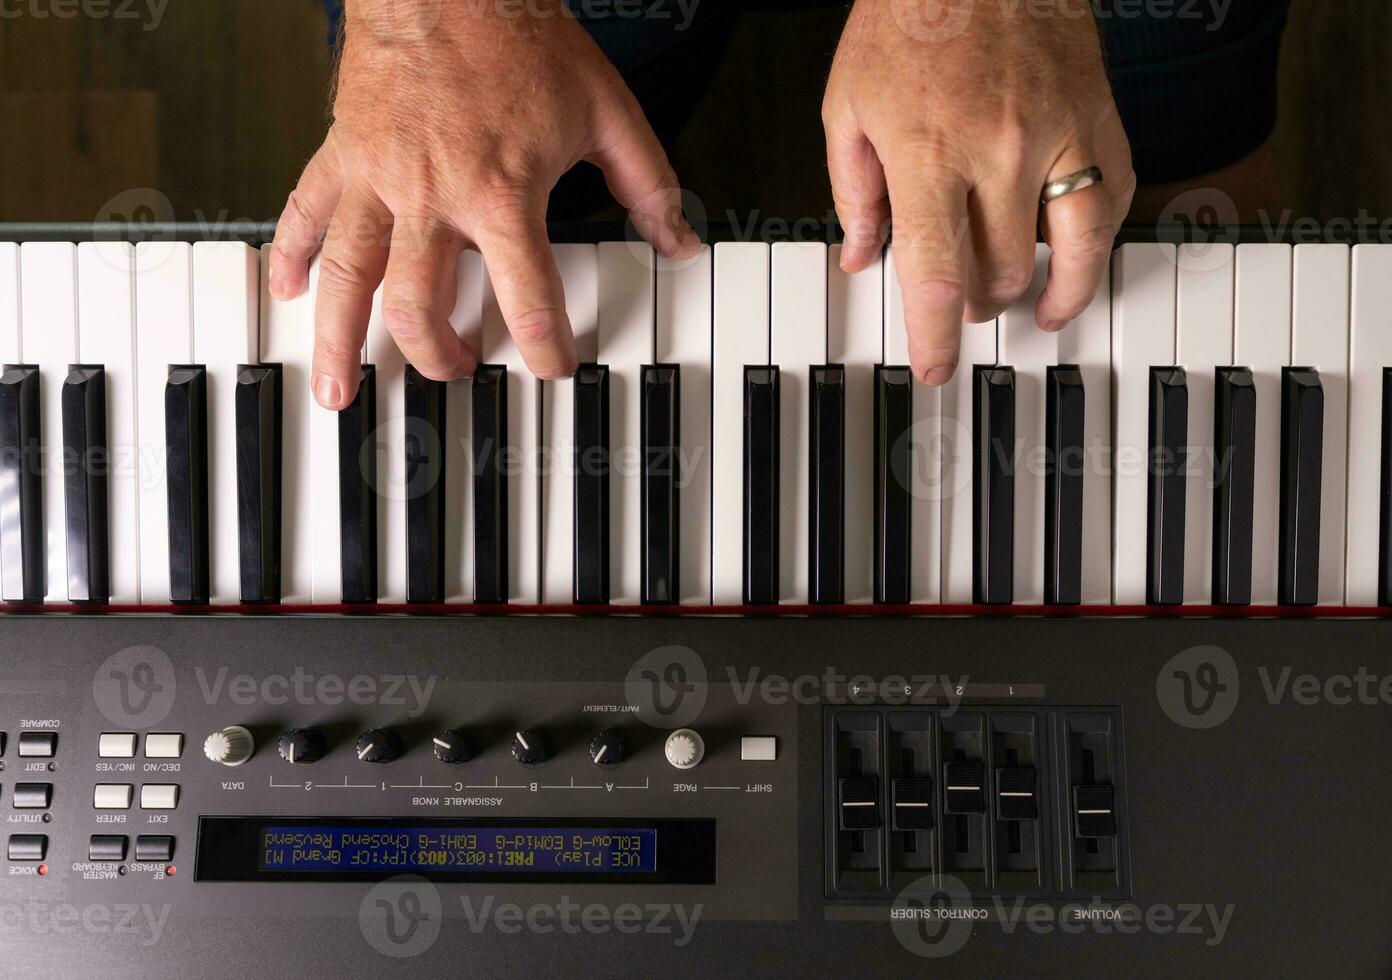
(743, 366), (779, 605)
(1146, 366), (1188, 605)
(1044, 365), (1084, 605)
(472, 364), (507, 604)
(973, 366), (1015, 605)
(874, 366), (912, 604)
(338, 365), (377, 604)
(641, 364), (679, 605)
(1212, 366), (1256, 605)
(1279, 366), (1324, 606)
(810, 365), (845, 605)
(1381, 368), (1392, 607)
(0, 365), (43, 603)
(62, 365), (109, 604)
(165, 365), (210, 604)
(235, 363), (282, 604)
(574, 364), (611, 605)
(404, 366), (446, 604)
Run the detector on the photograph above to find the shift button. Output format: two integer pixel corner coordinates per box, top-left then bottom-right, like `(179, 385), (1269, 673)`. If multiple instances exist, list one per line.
(93, 784), (134, 810)
(740, 736), (778, 761)
(7, 834), (47, 861)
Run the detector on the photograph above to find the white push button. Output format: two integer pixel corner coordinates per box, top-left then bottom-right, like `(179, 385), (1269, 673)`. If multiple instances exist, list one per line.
(139, 784), (179, 810)
(93, 784), (133, 810)
(740, 736), (778, 762)
(98, 733), (137, 758)
(144, 733), (184, 759)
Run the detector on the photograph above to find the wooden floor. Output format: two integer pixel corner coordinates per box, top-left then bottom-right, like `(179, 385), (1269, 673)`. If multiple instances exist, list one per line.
(0, 0), (1387, 232)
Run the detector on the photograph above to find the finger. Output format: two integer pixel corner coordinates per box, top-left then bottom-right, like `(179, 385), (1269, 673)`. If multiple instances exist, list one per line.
(825, 119), (890, 274)
(270, 142), (344, 300)
(311, 185), (391, 410)
(883, 153), (972, 385)
(380, 217), (477, 381)
(963, 177), (1039, 322)
(590, 91), (700, 259)
(1037, 152), (1133, 331)
(476, 206), (577, 380)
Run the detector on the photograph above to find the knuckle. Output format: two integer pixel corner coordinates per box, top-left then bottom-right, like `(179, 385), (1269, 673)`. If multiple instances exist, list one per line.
(314, 333), (360, 367)
(381, 297), (437, 345)
(984, 264), (1034, 304)
(507, 306), (563, 350)
(317, 253), (373, 298)
(904, 276), (967, 312)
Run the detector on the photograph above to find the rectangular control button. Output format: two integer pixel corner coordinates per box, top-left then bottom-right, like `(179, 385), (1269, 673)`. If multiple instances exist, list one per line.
(7, 834), (47, 861)
(139, 784), (179, 810)
(17, 732), (56, 757)
(89, 835), (128, 862)
(740, 736), (777, 761)
(98, 733), (137, 758)
(135, 835), (174, 862)
(143, 733), (184, 759)
(93, 783), (133, 810)
(12, 782), (51, 809)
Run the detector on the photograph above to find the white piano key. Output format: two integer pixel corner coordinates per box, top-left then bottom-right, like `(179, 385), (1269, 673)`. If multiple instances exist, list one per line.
(134, 242), (193, 603)
(0, 243), (18, 360)
(1292, 243), (1350, 605)
(541, 244), (598, 605)
(712, 242), (769, 605)
(938, 324), (993, 605)
(1346, 244), (1392, 605)
(827, 246), (881, 604)
(1112, 242), (1177, 604)
(598, 242), (654, 606)
(19, 242), (78, 600)
(1176, 243), (1235, 603)
(771, 242), (827, 604)
(259, 245), (310, 602)
(192, 242), (260, 604)
(363, 290), (407, 603)
(656, 245), (712, 605)
(481, 268), (540, 604)
(78, 242), (139, 603)
(884, 246), (941, 604)
(445, 251), (485, 604)
(1233, 243), (1291, 605)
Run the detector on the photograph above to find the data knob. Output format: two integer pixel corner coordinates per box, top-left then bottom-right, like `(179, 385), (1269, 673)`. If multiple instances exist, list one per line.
(511, 729), (549, 766)
(664, 728), (705, 770)
(204, 725), (255, 767)
(432, 729), (477, 765)
(277, 728), (326, 765)
(355, 728), (402, 764)
(589, 730), (626, 766)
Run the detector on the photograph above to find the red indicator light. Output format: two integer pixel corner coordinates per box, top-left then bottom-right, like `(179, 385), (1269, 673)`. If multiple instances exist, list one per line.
(37, 865), (48, 876)
(166, 865), (177, 876)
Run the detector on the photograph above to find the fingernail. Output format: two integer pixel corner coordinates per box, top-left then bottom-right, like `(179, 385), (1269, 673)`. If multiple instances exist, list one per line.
(1043, 318), (1066, 332)
(268, 267), (287, 300)
(313, 373), (342, 409)
(921, 365), (954, 386)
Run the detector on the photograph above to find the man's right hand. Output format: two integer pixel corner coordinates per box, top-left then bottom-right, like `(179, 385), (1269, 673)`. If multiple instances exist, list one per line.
(269, 0), (699, 410)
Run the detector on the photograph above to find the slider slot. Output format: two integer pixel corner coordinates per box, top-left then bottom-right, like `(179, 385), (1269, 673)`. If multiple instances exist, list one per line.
(1212, 366), (1256, 605)
(1045, 365), (1084, 605)
(1381, 368), (1392, 607)
(338, 365), (377, 604)
(472, 364), (507, 604)
(165, 365), (210, 604)
(62, 365), (109, 603)
(235, 363), (282, 604)
(874, 365), (912, 604)
(0, 365), (43, 602)
(1279, 366), (1323, 606)
(974, 365), (1015, 605)
(1146, 366), (1188, 605)
(809, 365), (845, 605)
(404, 366), (446, 604)
(743, 365), (779, 605)
(573, 363), (610, 605)
(641, 364), (679, 605)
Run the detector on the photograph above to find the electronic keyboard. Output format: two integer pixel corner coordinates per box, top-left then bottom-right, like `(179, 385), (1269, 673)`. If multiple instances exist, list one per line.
(0, 224), (1387, 615)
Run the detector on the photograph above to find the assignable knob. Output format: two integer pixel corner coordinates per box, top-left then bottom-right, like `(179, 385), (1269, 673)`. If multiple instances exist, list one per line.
(204, 725), (255, 767)
(664, 728), (705, 770)
(355, 728), (402, 764)
(432, 729), (477, 765)
(588, 730), (626, 766)
(510, 729), (549, 766)
(277, 728), (326, 765)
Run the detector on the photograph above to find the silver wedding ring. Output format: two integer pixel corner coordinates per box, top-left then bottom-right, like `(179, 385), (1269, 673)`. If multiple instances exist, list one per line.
(1041, 166), (1104, 205)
